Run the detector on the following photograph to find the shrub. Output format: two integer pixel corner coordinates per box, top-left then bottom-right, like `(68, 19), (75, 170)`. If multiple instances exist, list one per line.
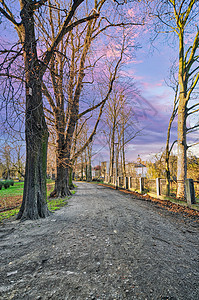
(0, 181), (3, 190)
(4, 181), (10, 189)
(8, 179), (14, 186)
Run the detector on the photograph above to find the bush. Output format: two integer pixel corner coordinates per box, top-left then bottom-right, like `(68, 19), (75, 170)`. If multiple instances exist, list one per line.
(8, 179), (14, 186)
(0, 182), (3, 190)
(4, 181), (10, 189)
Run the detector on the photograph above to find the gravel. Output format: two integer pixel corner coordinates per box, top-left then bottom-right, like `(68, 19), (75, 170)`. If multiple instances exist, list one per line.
(0, 182), (199, 300)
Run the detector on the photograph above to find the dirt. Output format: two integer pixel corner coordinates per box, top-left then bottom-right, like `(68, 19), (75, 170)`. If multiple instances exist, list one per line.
(0, 196), (22, 212)
(0, 182), (199, 300)
(0, 183), (53, 212)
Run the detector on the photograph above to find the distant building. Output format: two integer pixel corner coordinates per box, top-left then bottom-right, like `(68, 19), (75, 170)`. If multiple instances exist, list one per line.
(93, 165), (101, 178)
(126, 155), (147, 177)
(134, 162), (147, 177)
(101, 161), (107, 179)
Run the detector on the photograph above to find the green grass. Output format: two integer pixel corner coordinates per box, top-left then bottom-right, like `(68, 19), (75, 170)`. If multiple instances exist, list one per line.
(47, 198), (68, 211)
(0, 182), (24, 198)
(0, 180), (76, 222)
(0, 208), (20, 222)
(47, 189), (76, 211)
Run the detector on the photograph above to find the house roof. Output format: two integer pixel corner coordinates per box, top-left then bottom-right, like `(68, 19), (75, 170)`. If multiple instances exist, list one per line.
(127, 162), (146, 168)
(134, 163), (146, 168)
(94, 165), (101, 170)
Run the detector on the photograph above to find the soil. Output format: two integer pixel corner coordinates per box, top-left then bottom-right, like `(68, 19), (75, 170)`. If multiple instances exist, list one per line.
(0, 196), (22, 212)
(0, 182), (199, 300)
(0, 183), (53, 212)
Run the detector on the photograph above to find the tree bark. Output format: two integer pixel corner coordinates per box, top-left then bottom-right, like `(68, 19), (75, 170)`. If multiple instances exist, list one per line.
(17, 2), (50, 220)
(176, 100), (187, 199)
(87, 151), (92, 182)
(176, 32), (188, 199)
(68, 167), (75, 189)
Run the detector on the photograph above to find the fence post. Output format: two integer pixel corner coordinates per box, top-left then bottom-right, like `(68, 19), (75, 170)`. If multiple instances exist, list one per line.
(116, 176), (118, 187)
(128, 177), (131, 190)
(185, 179), (196, 205)
(116, 176), (120, 187)
(156, 178), (161, 196)
(140, 177), (144, 193)
(125, 177), (128, 189)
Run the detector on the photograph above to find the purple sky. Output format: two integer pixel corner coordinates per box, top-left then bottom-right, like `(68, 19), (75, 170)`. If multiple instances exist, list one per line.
(0, 2), (198, 166)
(92, 35), (199, 165)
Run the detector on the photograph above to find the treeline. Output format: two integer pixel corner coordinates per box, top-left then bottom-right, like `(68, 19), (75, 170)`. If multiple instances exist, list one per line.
(146, 154), (199, 182)
(0, 0), (198, 219)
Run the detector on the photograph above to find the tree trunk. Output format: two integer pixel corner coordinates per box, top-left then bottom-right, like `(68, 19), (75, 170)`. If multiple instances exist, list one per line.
(81, 154), (84, 180)
(68, 167), (75, 189)
(50, 134), (71, 197)
(17, 127), (50, 220)
(165, 119), (172, 197)
(122, 128), (126, 178)
(87, 154), (92, 181)
(109, 127), (115, 181)
(176, 32), (187, 199)
(165, 158), (170, 197)
(165, 85), (178, 197)
(52, 164), (71, 197)
(17, 3), (50, 220)
(176, 100), (187, 199)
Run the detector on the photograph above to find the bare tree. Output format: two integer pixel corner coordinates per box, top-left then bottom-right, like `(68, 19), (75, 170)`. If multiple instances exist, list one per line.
(103, 88), (141, 180)
(12, 144), (25, 180)
(151, 0), (199, 199)
(41, 3), (138, 197)
(0, 143), (12, 179)
(0, 0), (99, 219)
(165, 84), (178, 196)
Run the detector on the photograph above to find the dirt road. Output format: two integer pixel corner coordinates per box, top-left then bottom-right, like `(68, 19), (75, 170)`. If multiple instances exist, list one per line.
(0, 182), (199, 300)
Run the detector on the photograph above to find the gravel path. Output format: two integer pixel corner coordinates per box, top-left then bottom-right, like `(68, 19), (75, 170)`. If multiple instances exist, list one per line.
(0, 182), (199, 300)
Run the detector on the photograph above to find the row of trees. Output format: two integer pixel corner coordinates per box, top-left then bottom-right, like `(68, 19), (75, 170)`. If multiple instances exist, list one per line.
(0, 0), (198, 220)
(100, 0), (199, 199)
(146, 152), (199, 182)
(0, 0), (143, 219)
(157, 0), (199, 198)
(0, 143), (25, 180)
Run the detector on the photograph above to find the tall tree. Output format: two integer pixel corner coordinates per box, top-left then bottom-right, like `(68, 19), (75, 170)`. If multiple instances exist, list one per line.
(41, 0), (140, 197)
(103, 88), (141, 181)
(0, 0), (99, 219)
(165, 84), (178, 196)
(152, 0), (199, 199)
(0, 143), (12, 179)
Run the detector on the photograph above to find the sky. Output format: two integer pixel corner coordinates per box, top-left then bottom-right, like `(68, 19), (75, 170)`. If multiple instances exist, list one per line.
(0, 0), (198, 167)
(92, 32), (199, 165)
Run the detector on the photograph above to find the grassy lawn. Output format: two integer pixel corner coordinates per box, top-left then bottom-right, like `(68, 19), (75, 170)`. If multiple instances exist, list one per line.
(0, 180), (74, 222)
(0, 181), (24, 197)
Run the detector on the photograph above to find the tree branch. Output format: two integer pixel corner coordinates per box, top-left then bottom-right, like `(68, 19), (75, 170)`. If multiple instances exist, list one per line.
(78, 99), (105, 120)
(42, 82), (57, 114)
(186, 71), (199, 103)
(71, 36), (125, 162)
(0, 1), (20, 26)
(186, 29), (199, 72)
(187, 102), (199, 111)
(41, 0), (99, 76)
(187, 123), (199, 133)
(187, 108), (199, 116)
